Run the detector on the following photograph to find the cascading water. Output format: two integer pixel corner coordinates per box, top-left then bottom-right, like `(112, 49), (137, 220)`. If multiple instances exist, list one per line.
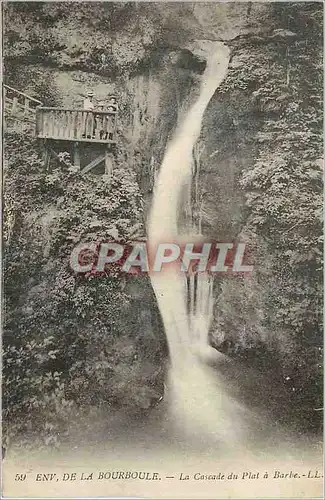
(148, 42), (250, 446)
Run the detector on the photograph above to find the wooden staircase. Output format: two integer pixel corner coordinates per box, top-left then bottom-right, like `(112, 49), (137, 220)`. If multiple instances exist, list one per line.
(3, 84), (43, 133)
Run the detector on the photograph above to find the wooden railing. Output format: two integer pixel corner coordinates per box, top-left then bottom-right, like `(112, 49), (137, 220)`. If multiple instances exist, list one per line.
(36, 107), (117, 144)
(3, 84), (43, 123)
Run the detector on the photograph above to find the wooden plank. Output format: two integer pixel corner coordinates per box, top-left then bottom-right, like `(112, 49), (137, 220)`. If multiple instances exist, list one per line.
(42, 111), (46, 137)
(66, 111), (70, 139)
(71, 111), (76, 139)
(88, 112), (94, 138)
(83, 111), (88, 138)
(77, 111), (84, 139)
(36, 134), (116, 145)
(40, 110), (44, 136)
(38, 106), (116, 115)
(52, 110), (58, 138)
(57, 110), (63, 138)
(52, 110), (57, 137)
(56, 111), (62, 139)
(49, 110), (55, 137)
(55, 111), (60, 138)
(55, 110), (59, 137)
(73, 142), (81, 169)
(105, 149), (114, 178)
(72, 111), (77, 139)
(63, 110), (68, 139)
(42, 111), (47, 137)
(43, 111), (49, 137)
(65, 111), (69, 139)
(60, 110), (65, 138)
(47, 111), (51, 137)
(42, 141), (50, 169)
(24, 97), (29, 115)
(66, 111), (70, 138)
(81, 154), (105, 174)
(12, 96), (18, 113)
(36, 109), (41, 136)
(86, 111), (91, 138)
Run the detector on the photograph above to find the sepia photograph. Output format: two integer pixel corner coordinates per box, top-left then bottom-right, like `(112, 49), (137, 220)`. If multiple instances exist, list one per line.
(1, 1), (323, 498)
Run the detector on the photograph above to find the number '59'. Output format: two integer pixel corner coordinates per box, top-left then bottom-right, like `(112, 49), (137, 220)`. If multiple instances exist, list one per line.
(15, 473), (26, 481)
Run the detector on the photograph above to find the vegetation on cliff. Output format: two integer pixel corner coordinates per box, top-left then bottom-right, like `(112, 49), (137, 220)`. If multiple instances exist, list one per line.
(3, 131), (165, 447)
(3, 2), (323, 447)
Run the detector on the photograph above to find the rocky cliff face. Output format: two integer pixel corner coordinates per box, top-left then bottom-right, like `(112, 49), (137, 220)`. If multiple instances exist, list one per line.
(4, 2), (271, 184)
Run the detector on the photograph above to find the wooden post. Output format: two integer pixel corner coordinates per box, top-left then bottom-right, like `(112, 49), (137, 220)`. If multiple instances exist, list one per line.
(52, 110), (58, 138)
(74, 142), (81, 170)
(104, 147), (114, 179)
(24, 97), (29, 116)
(73, 111), (78, 139)
(67, 111), (73, 139)
(35, 107), (41, 137)
(42, 139), (50, 169)
(12, 96), (18, 114)
(79, 111), (85, 139)
(81, 154), (105, 175)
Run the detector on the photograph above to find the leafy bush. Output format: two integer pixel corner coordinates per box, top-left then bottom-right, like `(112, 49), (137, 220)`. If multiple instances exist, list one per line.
(3, 133), (164, 447)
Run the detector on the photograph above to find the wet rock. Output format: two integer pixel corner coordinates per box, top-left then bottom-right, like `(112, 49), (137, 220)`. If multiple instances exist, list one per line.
(269, 28), (297, 42)
(170, 49), (207, 74)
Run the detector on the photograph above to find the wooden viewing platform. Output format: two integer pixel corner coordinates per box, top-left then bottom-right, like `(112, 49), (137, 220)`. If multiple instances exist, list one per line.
(4, 82), (118, 175)
(36, 107), (117, 144)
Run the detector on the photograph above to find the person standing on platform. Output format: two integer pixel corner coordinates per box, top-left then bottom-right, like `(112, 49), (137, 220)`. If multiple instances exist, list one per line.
(83, 91), (96, 138)
(98, 101), (109, 140)
(107, 95), (118, 141)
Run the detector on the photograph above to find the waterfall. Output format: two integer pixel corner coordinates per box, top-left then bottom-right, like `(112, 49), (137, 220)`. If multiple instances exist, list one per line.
(148, 42), (247, 444)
